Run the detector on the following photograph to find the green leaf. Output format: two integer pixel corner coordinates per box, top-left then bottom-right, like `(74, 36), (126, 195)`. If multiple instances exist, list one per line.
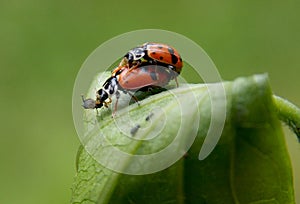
(71, 74), (295, 204)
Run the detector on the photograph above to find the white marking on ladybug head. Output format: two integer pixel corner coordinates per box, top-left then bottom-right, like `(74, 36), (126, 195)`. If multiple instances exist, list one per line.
(131, 48), (145, 60)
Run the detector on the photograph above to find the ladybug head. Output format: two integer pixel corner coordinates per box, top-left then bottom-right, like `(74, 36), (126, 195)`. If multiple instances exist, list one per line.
(96, 89), (109, 106)
(124, 48), (145, 68)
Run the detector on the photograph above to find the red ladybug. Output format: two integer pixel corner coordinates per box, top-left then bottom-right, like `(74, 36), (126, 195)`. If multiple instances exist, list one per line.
(119, 42), (183, 76)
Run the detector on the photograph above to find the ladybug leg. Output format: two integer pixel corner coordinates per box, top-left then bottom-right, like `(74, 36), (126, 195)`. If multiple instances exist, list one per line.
(103, 98), (112, 108)
(112, 91), (120, 117)
(128, 92), (140, 106)
(129, 64), (138, 70)
(119, 58), (128, 67)
(175, 77), (179, 87)
(167, 65), (179, 87)
(129, 61), (141, 70)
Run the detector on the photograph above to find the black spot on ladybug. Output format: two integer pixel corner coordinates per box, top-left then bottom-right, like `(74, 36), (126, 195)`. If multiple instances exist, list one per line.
(150, 72), (158, 81)
(167, 47), (178, 64)
(179, 57), (182, 62)
(159, 56), (164, 60)
(171, 55), (178, 65)
(152, 52), (156, 55)
(141, 67), (148, 72)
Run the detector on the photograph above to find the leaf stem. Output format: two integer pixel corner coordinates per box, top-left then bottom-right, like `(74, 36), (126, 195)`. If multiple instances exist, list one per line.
(273, 95), (300, 141)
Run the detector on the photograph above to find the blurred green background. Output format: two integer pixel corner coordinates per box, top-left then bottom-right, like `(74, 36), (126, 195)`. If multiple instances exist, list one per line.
(0, 0), (299, 203)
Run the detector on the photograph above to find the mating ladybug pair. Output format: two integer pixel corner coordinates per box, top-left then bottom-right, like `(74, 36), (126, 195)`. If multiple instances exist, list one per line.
(82, 42), (183, 116)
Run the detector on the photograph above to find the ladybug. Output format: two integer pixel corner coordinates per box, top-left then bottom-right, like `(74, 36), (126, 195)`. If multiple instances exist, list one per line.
(82, 65), (175, 116)
(119, 42), (183, 76)
(82, 43), (183, 116)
